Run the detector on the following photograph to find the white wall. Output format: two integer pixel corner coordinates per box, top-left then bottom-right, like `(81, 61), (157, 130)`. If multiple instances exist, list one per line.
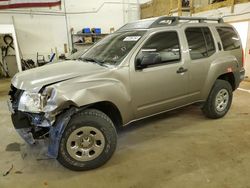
(139, 0), (151, 3)
(0, 0), (142, 62)
(0, 24), (22, 72)
(244, 22), (250, 79)
(231, 21), (250, 78)
(231, 22), (249, 53)
(0, 14), (68, 61)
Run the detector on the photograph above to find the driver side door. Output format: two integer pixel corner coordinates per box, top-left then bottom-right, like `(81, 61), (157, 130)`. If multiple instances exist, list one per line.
(130, 30), (189, 118)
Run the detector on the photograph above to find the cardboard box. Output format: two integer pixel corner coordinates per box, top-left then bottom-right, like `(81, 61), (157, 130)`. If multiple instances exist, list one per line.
(84, 36), (93, 44)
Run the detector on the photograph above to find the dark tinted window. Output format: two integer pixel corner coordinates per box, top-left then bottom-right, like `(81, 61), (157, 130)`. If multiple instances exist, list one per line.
(203, 28), (216, 56)
(217, 27), (241, 51)
(140, 31), (180, 64)
(185, 27), (215, 60)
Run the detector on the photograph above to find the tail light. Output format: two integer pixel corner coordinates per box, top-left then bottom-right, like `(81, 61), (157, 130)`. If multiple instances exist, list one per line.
(242, 49), (245, 67)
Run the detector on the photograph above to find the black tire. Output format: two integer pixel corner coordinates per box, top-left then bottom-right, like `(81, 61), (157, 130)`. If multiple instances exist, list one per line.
(202, 79), (233, 119)
(57, 109), (117, 171)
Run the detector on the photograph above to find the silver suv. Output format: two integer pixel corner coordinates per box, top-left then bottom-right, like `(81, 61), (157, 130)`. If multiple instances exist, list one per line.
(8, 16), (245, 171)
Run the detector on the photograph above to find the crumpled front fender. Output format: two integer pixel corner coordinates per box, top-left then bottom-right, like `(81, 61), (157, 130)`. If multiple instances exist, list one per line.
(46, 78), (132, 124)
(47, 107), (80, 158)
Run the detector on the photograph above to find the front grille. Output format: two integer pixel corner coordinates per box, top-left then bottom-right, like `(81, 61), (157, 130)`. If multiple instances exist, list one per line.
(9, 85), (23, 111)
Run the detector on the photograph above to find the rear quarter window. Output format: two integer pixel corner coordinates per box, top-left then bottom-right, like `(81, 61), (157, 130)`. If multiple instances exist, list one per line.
(185, 27), (215, 60)
(216, 27), (241, 51)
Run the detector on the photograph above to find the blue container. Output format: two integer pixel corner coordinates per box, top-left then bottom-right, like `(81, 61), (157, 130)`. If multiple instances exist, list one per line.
(92, 28), (101, 34)
(82, 28), (91, 34)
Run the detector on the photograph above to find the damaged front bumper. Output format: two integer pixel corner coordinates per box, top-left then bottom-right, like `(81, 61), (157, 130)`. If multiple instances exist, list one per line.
(8, 84), (54, 144)
(10, 110), (50, 144)
(8, 97), (78, 158)
(8, 84), (80, 158)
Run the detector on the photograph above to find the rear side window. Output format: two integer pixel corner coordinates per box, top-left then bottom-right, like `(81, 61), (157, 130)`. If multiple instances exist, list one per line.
(203, 28), (216, 56)
(216, 27), (241, 51)
(185, 27), (215, 60)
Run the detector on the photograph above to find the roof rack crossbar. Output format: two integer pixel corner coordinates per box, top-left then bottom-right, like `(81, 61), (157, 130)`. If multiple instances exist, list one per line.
(116, 16), (224, 32)
(149, 16), (223, 28)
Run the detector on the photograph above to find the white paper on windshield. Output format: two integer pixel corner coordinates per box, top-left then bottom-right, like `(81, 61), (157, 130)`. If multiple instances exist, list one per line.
(123, 36), (141, 41)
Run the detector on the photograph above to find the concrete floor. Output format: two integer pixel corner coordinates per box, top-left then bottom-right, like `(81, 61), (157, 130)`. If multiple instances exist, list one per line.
(1, 78), (250, 188)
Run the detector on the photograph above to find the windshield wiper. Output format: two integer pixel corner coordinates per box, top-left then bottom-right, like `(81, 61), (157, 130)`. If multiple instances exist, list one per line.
(79, 57), (107, 67)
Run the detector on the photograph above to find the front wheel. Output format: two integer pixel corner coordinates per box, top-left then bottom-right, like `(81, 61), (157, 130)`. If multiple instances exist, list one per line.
(57, 109), (117, 171)
(202, 79), (233, 119)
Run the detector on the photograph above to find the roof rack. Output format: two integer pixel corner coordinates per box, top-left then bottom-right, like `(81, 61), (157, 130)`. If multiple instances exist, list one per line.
(117, 16), (224, 32)
(149, 16), (224, 28)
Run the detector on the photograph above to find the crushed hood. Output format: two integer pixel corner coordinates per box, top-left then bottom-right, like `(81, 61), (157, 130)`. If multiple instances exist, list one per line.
(12, 60), (107, 91)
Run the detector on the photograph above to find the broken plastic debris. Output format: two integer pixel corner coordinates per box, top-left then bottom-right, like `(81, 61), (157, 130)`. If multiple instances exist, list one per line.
(3, 164), (13, 176)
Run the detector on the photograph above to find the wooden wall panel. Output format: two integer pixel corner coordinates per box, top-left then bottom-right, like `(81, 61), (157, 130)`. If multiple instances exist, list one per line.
(140, 0), (174, 19)
(152, 0), (170, 17)
(140, 0), (250, 19)
(141, 2), (153, 18)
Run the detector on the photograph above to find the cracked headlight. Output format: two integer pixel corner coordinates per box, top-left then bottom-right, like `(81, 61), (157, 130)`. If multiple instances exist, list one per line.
(18, 91), (45, 113)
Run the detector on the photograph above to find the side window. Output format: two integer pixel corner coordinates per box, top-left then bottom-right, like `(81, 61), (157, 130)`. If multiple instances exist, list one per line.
(216, 27), (241, 51)
(185, 27), (215, 60)
(137, 31), (181, 67)
(203, 28), (216, 56)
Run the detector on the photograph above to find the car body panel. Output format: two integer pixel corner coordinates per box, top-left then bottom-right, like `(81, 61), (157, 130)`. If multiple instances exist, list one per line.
(44, 66), (133, 123)
(129, 29), (189, 118)
(12, 61), (107, 92)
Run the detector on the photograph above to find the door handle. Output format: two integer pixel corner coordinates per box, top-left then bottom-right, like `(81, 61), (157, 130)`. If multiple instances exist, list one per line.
(176, 67), (188, 74)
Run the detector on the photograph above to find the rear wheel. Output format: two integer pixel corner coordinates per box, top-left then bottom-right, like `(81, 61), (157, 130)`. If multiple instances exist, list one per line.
(202, 79), (233, 119)
(57, 109), (117, 171)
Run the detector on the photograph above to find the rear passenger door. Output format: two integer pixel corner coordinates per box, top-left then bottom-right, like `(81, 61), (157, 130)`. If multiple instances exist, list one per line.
(184, 27), (216, 99)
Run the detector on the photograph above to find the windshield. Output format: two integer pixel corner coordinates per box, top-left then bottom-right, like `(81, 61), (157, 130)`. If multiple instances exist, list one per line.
(81, 30), (146, 66)
(66, 49), (87, 60)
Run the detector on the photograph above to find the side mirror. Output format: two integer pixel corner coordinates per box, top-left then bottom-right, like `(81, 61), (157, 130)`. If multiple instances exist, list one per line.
(136, 52), (161, 69)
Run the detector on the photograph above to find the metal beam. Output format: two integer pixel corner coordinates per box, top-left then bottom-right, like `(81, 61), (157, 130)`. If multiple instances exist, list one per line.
(230, 0), (235, 13)
(177, 0), (182, 16)
(190, 0), (194, 15)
